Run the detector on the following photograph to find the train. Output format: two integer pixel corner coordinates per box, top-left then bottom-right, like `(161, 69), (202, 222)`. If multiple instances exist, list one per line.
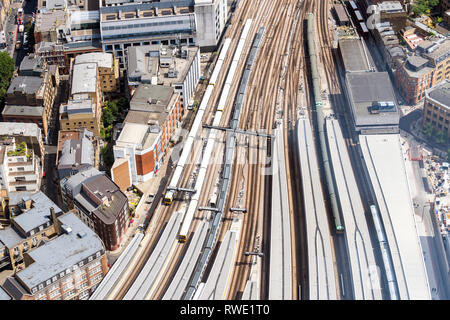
(177, 19), (254, 243)
(346, 0), (369, 39)
(369, 204), (400, 300)
(163, 37), (233, 206)
(306, 13), (344, 234)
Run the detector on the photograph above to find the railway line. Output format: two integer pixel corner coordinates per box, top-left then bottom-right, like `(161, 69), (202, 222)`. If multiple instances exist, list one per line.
(102, 0), (260, 300)
(92, 0), (373, 301)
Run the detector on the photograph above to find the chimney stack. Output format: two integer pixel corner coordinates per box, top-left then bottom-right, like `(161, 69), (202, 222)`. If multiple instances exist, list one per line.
(50, 207), (61, 235)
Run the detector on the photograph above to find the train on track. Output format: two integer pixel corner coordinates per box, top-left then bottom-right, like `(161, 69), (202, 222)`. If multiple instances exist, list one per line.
(369, 204), (400, 299)
(163, 38), (233, 207)
(176, 19), (253, 243)
(346, 0), (369, 38)
(306, 12), (344, 234)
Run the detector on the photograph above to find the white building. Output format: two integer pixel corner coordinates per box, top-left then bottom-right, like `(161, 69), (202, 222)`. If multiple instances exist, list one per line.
(100, 0), (227, 69)
(127, 44), (200, 108)
(0, 137), (42, 193)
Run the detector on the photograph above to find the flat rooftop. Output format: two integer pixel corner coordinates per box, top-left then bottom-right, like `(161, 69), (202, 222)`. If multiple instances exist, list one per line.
(74, 52), (113, 69)
(2, 105), (44, 117)
(346, 72), (399, 130)
(0, 122), (41, 137)
(127, 45), (198, 86)
(71, 62), (97, 95)
(7, 76), (44, 96)
(426, 79), (449, 107)
(15, 211), (104, 292)
(339, 39), (370, 72)
(359, 134), (430, 300)
(116, 122), (159, 151)
(34, 10), (68, 33)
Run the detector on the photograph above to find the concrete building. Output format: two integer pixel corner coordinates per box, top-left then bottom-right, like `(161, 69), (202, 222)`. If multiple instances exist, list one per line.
(0, 203), (107, 300)
(372, 21), (406, 71)
(338, 38), (372, 73)
(73, 52), (120, 95)
(422, 79), (450, 139)
(100, 0), (227, 69)
(60, 167), (129, 251)
(34, 9), (102, 75)
(127, 44), (200, 107)
(377, 1), (407, 34)
(0, 123), (45, 167)
(0, 192), (64, 270)
(0, 137), (42, 194)
(334, 3), (350, 26)
(112, 84), (181, 187)
(34, 9), (71, 44)
(344, 71), (400, 134)
(395, 39), (450, 104)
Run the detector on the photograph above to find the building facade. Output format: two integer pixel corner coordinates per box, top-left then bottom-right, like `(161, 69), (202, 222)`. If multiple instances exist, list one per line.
(112, 84), (182, 187)
(422, 79), (450, 139)
(0, 137), (42, 194)
(395, 39), (450, 104)
(100, 0), (227, 69)
(127, 44), (200, 108)
(2, 55), (57, 138)
(0, 203), (107, 300)
(61, 167), (129, 251)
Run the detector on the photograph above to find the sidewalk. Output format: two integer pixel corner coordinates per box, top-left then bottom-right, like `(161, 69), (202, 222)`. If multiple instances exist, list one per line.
(105, 140), (175, 263)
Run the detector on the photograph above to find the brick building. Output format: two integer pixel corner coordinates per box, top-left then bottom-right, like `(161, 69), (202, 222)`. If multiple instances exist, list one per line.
(0, 201), (107, 300)
(111, 84), (182, 188)
(2, 55), (57, 139)
(60, 167), (129, 251)
(395, 39), (450, 104)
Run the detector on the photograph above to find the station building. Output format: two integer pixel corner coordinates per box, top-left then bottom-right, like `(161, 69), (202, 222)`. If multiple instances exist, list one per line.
(344, 71), (400, 134)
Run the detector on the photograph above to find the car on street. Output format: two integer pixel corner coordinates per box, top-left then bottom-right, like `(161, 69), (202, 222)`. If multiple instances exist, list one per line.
(145, 194), (155, 204)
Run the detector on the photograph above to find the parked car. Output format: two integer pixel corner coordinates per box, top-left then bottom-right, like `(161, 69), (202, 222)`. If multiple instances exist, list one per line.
(146, 194), (155, 204)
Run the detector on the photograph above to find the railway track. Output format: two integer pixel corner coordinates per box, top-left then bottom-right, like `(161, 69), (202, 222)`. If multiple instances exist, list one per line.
(109, 0), (259, 300)
(225, 0), (305, 300)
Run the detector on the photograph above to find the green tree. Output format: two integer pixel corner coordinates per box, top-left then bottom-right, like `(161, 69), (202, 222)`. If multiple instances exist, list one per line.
(0, 51), (15, 109)
(422, 122), (434, 137)
(435, 130), (447, 145)
(411, 0), (440, 16)
(25, 21), (35, 49)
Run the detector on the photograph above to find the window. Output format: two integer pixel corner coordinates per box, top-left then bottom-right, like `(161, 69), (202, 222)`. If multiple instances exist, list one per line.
(50, 290), (60, 299)
(78, 290), (89, 300)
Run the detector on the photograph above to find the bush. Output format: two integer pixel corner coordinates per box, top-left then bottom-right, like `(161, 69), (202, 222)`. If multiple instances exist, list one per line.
(0, 51), (15, 109)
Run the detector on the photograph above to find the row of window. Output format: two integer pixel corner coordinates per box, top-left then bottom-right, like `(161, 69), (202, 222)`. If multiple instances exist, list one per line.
(102, 19), (190, 31)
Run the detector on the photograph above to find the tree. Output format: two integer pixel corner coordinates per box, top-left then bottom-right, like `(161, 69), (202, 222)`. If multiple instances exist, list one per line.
(411, 0), (440, 16)
(422, 122), (434, 137)
(25, 21), (35, 49)
(0, 51), (15, 109)
(435, 130), (447, 145)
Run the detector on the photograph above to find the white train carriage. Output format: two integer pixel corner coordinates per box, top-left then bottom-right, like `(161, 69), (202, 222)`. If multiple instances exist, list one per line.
(178, 19), (253, 241)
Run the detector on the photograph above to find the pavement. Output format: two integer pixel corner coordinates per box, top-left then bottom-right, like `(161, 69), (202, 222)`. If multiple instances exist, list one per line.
(400, 133), (450, 300)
